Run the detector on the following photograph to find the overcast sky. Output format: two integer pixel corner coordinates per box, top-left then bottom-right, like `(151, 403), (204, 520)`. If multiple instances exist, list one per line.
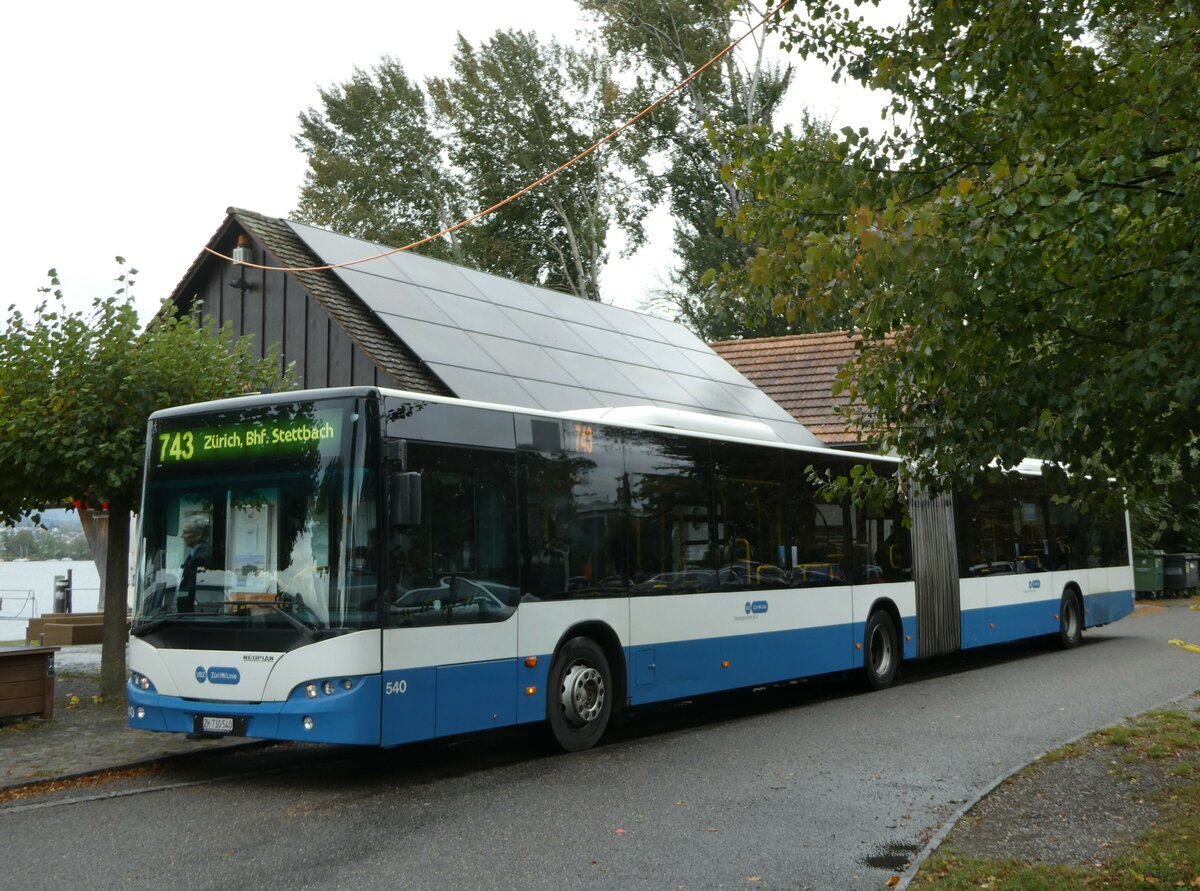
(2, 1), (898, 327)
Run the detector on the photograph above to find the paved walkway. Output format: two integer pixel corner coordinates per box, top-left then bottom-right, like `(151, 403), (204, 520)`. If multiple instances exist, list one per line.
(1, 645), (253, 791)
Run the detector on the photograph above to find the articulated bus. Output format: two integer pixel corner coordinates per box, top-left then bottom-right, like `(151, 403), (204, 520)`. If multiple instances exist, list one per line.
(127, 387), (1134, 751)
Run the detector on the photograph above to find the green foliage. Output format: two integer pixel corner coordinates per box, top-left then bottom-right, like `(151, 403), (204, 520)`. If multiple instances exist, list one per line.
(579, 0), (799, 338)
(1, 262), (291, 698)
(1128, 448), (1200, 549)
(429, 30), (659, 301)
(294, 59), (468, 264)
(0, 262), (290, 523)
(295, 32), (658, 302)
(719, 1), (1200, 515)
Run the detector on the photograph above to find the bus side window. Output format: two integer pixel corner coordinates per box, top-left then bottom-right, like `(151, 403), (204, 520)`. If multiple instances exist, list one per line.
(623, 431), (714, 595)
(790, 457), (850, 587)
(713, 442), (789, 591)
(519, 423), (626, 600)
(388, 445), (518, 626)
(847, 469), (908, 584)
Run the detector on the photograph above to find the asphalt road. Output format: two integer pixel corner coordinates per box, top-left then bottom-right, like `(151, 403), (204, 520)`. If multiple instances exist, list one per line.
(4, 601), (1199, 891)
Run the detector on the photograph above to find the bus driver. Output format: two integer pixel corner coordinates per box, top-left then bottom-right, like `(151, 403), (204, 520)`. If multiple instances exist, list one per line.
(178, 515), (212, 612)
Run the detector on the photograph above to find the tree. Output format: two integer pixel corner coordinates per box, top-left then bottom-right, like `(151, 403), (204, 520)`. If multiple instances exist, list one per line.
(718, 1), (1200, 517)
(295, 33), (658, 303)
(429, 30), (659, 302)
(578, 0), (795, 337)
(294, 59), (468, 264)
(0, 264), (290, 698)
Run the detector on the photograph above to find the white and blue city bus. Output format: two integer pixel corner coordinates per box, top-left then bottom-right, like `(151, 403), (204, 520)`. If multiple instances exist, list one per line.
(127, 387), (1135, 751)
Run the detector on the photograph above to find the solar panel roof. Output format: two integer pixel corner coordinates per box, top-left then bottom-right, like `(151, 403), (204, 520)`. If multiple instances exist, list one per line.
(285, 220), (822, 447)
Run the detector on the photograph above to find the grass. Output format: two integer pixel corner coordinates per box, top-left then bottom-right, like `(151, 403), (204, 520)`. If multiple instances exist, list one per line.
(911, 701), (1200, 890)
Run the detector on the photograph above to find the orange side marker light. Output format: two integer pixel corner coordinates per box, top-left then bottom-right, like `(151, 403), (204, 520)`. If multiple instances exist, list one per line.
(524, 656), (538, 668)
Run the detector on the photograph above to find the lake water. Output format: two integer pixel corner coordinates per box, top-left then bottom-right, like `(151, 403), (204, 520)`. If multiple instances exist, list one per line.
(0, 560), (102, 639)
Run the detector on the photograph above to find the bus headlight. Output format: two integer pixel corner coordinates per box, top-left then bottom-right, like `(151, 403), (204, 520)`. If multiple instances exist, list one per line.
(129, 671), (154, 691)
(302, 716), (315, 731)
(298, 678), (355, 700)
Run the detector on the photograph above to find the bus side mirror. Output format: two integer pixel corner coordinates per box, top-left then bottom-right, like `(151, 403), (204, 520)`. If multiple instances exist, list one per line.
(390, 472), (423, 527)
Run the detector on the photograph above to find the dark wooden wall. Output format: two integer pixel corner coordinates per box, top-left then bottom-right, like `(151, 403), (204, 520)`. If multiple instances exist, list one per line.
(186, 253), (396, 391)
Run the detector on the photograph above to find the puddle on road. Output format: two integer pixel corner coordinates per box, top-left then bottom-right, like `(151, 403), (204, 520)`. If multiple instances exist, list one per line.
(863, 841), (923, 871)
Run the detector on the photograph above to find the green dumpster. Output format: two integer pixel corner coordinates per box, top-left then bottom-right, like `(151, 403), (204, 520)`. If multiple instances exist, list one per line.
(1134, 549), (1165, 599)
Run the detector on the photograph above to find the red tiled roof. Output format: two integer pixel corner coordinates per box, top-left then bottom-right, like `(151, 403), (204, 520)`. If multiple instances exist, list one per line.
(710, 332), (883, 446)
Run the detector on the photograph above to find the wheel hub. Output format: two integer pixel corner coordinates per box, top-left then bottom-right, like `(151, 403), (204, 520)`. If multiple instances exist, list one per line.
(869, 625), (893, 675)
(1064, 600), (1079, 637)
(561, 663), (605, 725)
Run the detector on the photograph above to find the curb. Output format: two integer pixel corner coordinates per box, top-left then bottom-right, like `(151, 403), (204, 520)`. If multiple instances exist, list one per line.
(897, 687), (1200, 888)
(0, 738), (270, 797)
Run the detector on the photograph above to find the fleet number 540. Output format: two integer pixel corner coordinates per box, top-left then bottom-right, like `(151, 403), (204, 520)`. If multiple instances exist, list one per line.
(385, 680), (408, 695)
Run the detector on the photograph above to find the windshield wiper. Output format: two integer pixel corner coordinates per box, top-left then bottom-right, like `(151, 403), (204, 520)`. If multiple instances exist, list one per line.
(131, 617), (171, 637)
(133, 601), (323, 640)
(217, 601), (321, 640)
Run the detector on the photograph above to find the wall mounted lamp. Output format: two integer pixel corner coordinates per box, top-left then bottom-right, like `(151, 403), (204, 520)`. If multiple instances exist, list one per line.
(229, 234), (256, 293)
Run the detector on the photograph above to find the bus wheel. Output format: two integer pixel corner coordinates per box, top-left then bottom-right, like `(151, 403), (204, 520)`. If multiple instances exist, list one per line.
(547, 637), (612, 752)
(863, 610), (899, 690)
(1058, 592), (1082, 649)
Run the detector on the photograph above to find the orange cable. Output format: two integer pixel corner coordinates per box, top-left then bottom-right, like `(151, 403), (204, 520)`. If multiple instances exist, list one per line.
(205, 1), (791, 273)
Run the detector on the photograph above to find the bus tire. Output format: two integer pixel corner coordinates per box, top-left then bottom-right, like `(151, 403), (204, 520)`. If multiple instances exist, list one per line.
(863, 610), (899, 691)
(547, 636), (612, 752)
(1057, 591), (1082, 649)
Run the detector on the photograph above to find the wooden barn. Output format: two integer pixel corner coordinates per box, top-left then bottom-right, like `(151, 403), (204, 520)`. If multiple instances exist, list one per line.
(165, 208), (822, 448)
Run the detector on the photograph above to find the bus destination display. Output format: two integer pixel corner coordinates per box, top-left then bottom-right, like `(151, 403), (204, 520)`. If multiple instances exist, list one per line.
(155, 409), (342, 465)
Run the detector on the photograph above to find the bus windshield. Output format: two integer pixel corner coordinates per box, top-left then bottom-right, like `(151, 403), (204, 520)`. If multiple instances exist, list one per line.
(132, 398), (378, 639)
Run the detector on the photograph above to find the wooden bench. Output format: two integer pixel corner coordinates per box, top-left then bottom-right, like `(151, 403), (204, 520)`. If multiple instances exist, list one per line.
(26, 611), (104, 645)
(0, 646), (60, 720)
(41, 623), (104, 646)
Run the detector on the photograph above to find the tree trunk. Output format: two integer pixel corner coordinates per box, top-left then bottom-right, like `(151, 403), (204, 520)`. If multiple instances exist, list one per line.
(78, 507), (109, 608)
(100, 494), (130, 700)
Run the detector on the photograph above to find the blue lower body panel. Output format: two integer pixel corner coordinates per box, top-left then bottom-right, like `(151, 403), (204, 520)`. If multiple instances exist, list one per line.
(902, 616), (918, 660)
(959, 600), (1058, 648)
(959, 588), (1136, 650)
(127, 676), (382, 745)
(380, 658), (546, 747)
(988, 599), (1060, 645)
(961, 608), (989, 649)
(627, 622), (857, 707)
(1085, 589), (1135, 627)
